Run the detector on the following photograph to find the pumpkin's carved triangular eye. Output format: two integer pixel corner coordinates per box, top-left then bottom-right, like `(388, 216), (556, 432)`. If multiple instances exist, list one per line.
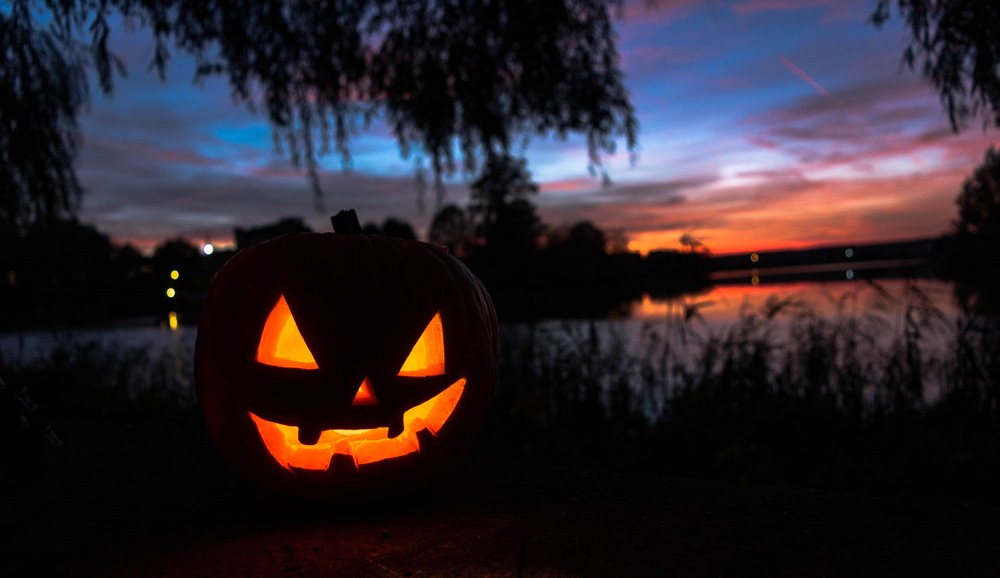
(256, 295), (319, 369)
(397, 312), (445, 377)
(352, 377), (377, 406)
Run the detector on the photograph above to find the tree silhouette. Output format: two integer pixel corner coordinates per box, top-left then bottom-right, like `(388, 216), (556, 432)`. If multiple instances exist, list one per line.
(380, 217), (418, 241)
(359, 217), (418, 239)
(428, 204), (472, 257)
(545, 220), (608, 289)
(872, 1), (1000, 130)
(560, 221), (607, 257)
(0, 218), (119, 325)
(954, 146), (1000, 239)
(151, 237), (204, 278)
(679, 232), (708, 255)
(950, 146), (1000, 312)
(1, 0), (638, 233)
(0, 4), (89, 234)
(468, 154), (543, 256)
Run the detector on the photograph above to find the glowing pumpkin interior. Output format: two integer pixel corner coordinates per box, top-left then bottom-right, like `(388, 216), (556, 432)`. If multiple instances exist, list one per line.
(255, 295), (318, 370)
(250, 296), (461, 471)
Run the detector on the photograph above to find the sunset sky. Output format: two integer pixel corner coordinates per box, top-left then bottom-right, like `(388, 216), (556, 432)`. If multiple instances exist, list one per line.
(75, 0), (998, 256)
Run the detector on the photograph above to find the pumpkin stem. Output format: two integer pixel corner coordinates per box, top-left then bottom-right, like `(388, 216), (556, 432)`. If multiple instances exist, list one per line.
(331, 209), (363, 235)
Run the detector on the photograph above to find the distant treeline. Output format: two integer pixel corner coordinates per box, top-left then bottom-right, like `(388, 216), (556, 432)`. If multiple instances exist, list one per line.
(2, 211), (985, 329)
(232, 214), (714, 321)
(0, 215), (713, 327)
(0, 219), (233, 329)
(708, 237), (951, 273)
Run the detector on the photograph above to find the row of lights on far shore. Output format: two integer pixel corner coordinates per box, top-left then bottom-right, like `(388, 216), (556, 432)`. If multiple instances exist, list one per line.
(748, 248), (856, 285)
(163, 241), (212, 331)
(748, 248), (855, 263)
(162, 245), (212, 329)
(748, 270), (857, 285)
(166, 269), (180, 299)
(4, 243), (216, 290)
(163, 240), (212, 297)
(164, 243), (214, 300)
(165, 263), (183, 330)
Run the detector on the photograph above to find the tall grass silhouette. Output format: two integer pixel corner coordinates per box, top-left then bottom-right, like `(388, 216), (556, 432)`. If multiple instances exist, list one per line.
(485, 280), (999, 501)
(3, 280), (997, 501)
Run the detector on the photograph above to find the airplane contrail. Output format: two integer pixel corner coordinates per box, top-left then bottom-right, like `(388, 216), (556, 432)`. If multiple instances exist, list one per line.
(778, 54), (925, 170)
(780, 55), (834, 99)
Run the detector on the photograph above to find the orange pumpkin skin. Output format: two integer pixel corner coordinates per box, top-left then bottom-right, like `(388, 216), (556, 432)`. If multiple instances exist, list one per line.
(195, 232), (497, 499)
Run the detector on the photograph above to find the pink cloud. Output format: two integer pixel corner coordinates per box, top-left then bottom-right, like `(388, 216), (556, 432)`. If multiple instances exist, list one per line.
(578, 138), (997, 256)
(746, 136), (781, 150)
(540, 178), (600, 193)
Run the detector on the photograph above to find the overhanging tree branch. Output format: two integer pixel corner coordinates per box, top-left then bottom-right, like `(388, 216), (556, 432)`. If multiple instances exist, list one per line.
(1, 0), (639, 232)
(872, 0), (1000, 131)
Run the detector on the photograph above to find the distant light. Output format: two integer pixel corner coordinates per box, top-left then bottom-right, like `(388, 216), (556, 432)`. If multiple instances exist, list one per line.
(846, 269), (855, 280)
(170, 269), (180, 280)
(845, 248), (854, 258)
(203, 243), (215, 255)
(6, 270), (14, 286)
(166, 287), (176, 298)
(750, 252), (759, 263)
(168, 311), (179, 330)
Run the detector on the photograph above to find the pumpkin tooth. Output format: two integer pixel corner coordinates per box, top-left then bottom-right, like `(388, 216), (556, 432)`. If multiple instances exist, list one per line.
(297, 425), (322, 445)
(387, 415), (405, 438)
(329, 452), (360, 472)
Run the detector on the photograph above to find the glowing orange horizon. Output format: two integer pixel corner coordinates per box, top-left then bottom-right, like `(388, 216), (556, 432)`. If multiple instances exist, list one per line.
(626, 231), (822, 257)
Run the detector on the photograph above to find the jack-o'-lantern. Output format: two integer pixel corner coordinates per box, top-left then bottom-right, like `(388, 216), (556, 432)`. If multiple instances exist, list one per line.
(195, 214), (497, 499)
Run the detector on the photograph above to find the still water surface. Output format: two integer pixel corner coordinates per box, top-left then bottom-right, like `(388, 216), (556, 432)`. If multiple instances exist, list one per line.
(507, 277), (958, 357)
(0, 277), (959, 400)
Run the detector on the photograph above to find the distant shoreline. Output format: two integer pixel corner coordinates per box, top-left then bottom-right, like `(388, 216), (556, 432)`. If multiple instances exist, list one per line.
(705, 236), (947, 272)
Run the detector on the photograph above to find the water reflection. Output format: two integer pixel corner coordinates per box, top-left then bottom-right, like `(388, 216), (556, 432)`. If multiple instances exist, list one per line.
(0, 278), (963, 403)
(7, 276), (998, 501)
(632, 278), (957, 329)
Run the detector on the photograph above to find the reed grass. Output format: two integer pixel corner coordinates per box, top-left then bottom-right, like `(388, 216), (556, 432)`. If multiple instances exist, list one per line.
(3, 280), (997, 500)
(0, 333), (197, 421)
(484, 280), (1000, 501)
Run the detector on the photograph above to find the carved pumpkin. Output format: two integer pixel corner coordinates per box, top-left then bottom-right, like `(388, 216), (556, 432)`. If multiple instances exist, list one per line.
(195, 227), (497, 499)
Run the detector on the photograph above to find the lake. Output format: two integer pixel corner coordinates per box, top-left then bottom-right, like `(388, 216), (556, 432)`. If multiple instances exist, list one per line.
(501, 276), (958, 357)
(0, 276), (961, 406)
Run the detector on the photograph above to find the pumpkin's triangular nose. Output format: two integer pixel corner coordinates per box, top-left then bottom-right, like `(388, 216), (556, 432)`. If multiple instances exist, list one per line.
(351, 377), (377, 406)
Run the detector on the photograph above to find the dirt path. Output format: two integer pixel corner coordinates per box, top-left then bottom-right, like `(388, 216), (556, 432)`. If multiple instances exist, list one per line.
(3, 417), (998, 577)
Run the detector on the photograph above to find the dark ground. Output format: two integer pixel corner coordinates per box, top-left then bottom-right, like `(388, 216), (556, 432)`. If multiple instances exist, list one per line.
(3, 413), (999, 578)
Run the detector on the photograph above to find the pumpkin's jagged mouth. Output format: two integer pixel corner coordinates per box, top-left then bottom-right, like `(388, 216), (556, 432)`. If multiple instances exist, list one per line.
(249, 378), (466, 471)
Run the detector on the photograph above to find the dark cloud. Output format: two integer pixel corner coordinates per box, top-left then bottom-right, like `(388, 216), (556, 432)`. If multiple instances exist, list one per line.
(758, 77), (927, 126)
(78, 141), (460, 249)
(537, 175), (716, 231)
(739, 71), (952, 171)
(733, 167), (813, 195)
